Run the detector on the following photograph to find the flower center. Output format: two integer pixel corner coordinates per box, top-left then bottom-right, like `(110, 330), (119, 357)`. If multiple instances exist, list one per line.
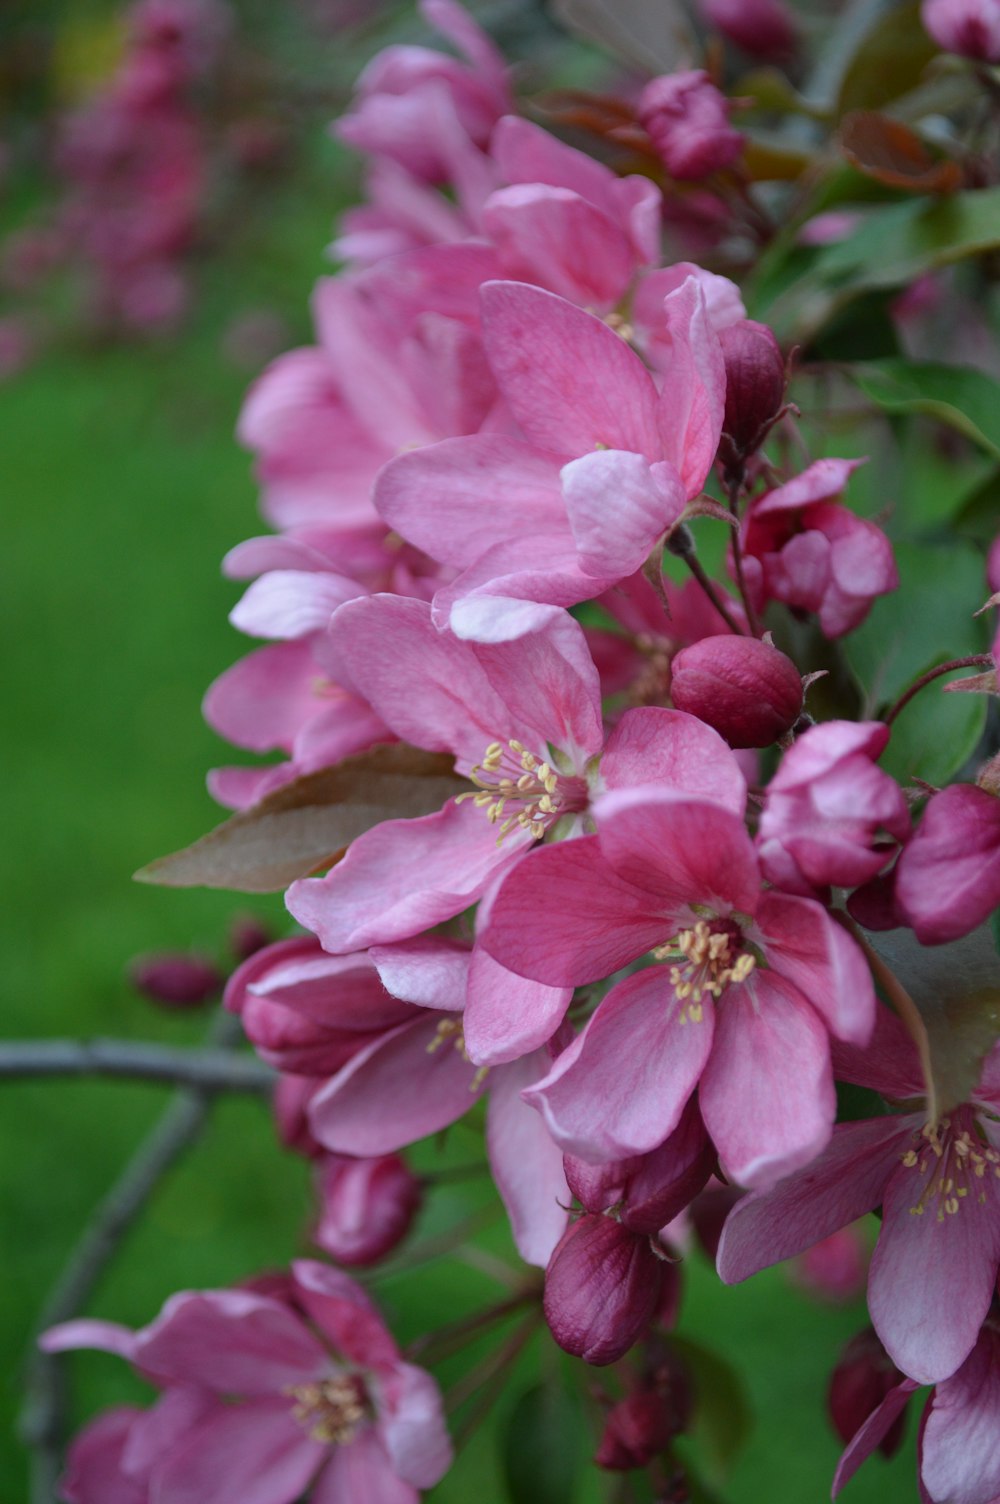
(456, 740), (581, 843)
(288, 1375), (368, 1445)
(427, 1017), (488, 1091)
(901, 1113), (1000, 1219)
(653, 920), (755, 1023)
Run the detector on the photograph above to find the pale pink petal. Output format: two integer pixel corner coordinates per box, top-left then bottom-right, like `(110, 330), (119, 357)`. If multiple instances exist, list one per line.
(487, 1051), (571, 1264)
(420, 0), (509, 102)
(699, 972), (835, 1188)
(376, 1360), (453, 1487)
(922, 1324), (1000, 1504)
(370, 937), (470, 1012)
(203, 640), (320, 754)
(523, 969), (715, 1161)
(832, 1380), (919, 1497)
(480, 281), (661, 457)
(653, 276), (726, 497)
(755, 457), (866, 515)
(134, 1291), (326, 1392)
(633, 264), (745, 356)
(869, 1161), (1000, 1384)
(484, 184), (635, 307)
(291, 1260), (398, 1370)
(463, 944), (571, 1064)
(230, 572), (363, 640)
(753, 892), (876, 1046)
(41, 1319), (137, 1361)
(310, 1432), (417, 1504)
(601, 706), (747, 813)
(490, 115), (623, 214)
(286, 800), (525, 953)
(151, 1397), (323, 1504)
(122, 1388), (214, 1477)
(307, 1014), (484, 1155)
(717, 1115), (920, 1283)
(561, 450), (686, 577)
(434, 537), (609, 628)
(594, 787), (761, 915)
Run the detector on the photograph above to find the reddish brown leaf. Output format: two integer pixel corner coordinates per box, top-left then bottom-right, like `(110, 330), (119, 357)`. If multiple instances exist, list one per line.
(839, 111), (962, 194)
(135, 744), (465, 893)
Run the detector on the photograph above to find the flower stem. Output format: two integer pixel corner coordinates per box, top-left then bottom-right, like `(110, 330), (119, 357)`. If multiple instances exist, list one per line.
(667, 524), (745, 635)
(725, 467), (761, 637)
(883, 655), (994, 727)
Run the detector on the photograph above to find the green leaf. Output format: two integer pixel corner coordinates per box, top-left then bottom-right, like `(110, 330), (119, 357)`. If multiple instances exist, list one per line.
(851, 360), (1000, 461)
(836, 1), (938, 117)
(671, 1336), (751, 1487)
(843, 539), (988, 785)
(502, 1381), (581, 1504)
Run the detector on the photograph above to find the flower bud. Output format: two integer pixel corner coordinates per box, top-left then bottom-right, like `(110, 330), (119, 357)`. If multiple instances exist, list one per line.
(638, 72), (743, 181)
(791, 1227), (867, 1304)
(314, 1153), (422, 1266)
(544, 1215), (662, 1366)
(229, 914), (272, 962)
(128, 951), (223, 1008)
(922, 0), (1000, 62)
(669, 635), (803, 748)
(718, 320), (786, 465)
(596, 1390), (679, 1470)
(828, 1329), (906, 1456)
(700, 0), (797, 59)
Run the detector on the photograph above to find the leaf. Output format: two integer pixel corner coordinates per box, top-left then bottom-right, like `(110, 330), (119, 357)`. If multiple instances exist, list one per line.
(502, 1381), (581, 1504)
(843, 540), (988, 786)
(135, 745), (464, 893)
(742, 134), (816, 183)
(839, 111), (962, 194)
(671, 1336), (751, 1487)
(851, 360), (1000, 461)
(836, 1), (938, 117)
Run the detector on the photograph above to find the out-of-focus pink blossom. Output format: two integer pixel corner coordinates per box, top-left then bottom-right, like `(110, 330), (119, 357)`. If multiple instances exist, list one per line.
(274, 1073), (326, 1159)
(895, 784), (1000, 944)
(638, 71), (743, 181)
(0, 316), (37, 379)
(797, 210), (864, 247)
(700, 0), (797, 59)
(757, 721), (911, 898)
(791, 1225), (868, 1304)
(314, 1153), (422, 1265)
(128, 951), (223, 1007)
(669, 634), (803, 749)
(828, 1328), (907, 1458)
(922, 0), (1000, 61)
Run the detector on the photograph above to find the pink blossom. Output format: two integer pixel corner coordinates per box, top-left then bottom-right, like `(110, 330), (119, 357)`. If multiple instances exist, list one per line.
(699, 0), (797, 59)
(483, 786), (874, 1186)
(638, 72), (744, 181)
(314, 1153), (422, 1266)
(757, 720), (911, 899)
(43, 1260), (453, 1504)
(791, 1225), (868, 1304)
(376, 276), (726, 635)
(128, 951), (223, 1007)
(740, 457), (899, 637)
(718, 991), (1000, 1384)
(828, 1328), (907, 1460)
(894, 784), (1000, 944)
(922, 0), (1000, 60)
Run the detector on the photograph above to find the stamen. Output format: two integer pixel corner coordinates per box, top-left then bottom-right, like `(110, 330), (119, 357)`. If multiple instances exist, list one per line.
(653, 920), (755, 1023)
(287, 1376), (368, 1445)
(427, 1018), (490, 1093)
(901, 1115), (999, 1219)
(456, 738), (581, 845)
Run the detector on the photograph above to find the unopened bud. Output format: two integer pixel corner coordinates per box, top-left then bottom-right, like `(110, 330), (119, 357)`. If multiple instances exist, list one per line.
(229, 914), (272, 962)
(596, 1390), (679, 1470)
(670, 635), (803, 748)
(128, 951), (223, 1008)
(718, 320), (786, 465)
(922, 0), (1000, 62)
(700, 0), (797, 60)
(828, 1328), (906, 1456)
(544, 1215), (662, 1366)
(314, 1153), (422, 1266)
(638, 71), (743, 181)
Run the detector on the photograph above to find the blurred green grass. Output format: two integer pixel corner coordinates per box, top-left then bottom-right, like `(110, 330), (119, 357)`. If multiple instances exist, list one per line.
(0, 70), (921, 1504)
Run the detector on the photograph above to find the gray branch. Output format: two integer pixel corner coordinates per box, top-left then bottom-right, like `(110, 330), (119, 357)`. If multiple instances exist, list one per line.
(0, 1038), (274, 1093)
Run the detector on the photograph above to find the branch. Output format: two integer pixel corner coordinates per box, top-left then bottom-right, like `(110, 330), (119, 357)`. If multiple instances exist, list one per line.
(19, 1014), (260, 1503)
(0, 1038), (274, 1093)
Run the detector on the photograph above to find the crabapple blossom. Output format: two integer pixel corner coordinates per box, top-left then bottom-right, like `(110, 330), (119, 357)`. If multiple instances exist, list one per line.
(637, 72), (744, 181)
(922, 0), (1000, 61)
(894, 783), (1000, 944)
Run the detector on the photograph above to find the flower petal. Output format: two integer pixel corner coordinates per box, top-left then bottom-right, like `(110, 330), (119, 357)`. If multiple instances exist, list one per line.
(561, 450), (686, 577)
(151, 1397), (323, 1504)
(832, 1380), (918, 1497)
(753, 892), (875, 1046)
(463, 943), (571, 1065)
(921, 1323), (1000, 1504)
(133, 1291), (326, 1393)
(601, 706), (746, 814)
(487, 1050), (571, 1265)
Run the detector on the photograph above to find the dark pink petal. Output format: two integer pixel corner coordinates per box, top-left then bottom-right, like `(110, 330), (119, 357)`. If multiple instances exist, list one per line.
(523, 969), (715, 1161)
(482, 836), (668, 986)
(122, 1388), (215, 1478)
(699, 972), (835, 1188)
(602, 707), (747, 813)
(869, 1161), (1000, 1384)
(463, 944), (571, 1064)
(561, 451), (686, 577)
(311, 1431), (417, 1504)
(832, 1380), (918, 1497)
(487, 1050), (571, 1265)
(307, 1014), (484, 1155)
(374, 434), (566, 567)
(60, 1408), (146, 1504)
(754, 892), (875, 1046)
(544, 1215), (662, 1364)
(133, 1291), (326, 1393)
(653, 276), (726, 498)
(717, 1115), (919, 1283)
(369, 937), (470, 1012)
(594, 787), (761, 915)
(287, 800), (525, 952)
(150, 1397), (323, 1504)
(226, 942), (410, 1032)
(830, 998), (925, 1100)
(480, 281), (661, 457)
(375, 1360), (453, 1488)
(922, 1323), (1000, 1504)
(291, 1260), (399, 1370)
(895, 785), (1000, 945)
(619, 1097), (716, 1233)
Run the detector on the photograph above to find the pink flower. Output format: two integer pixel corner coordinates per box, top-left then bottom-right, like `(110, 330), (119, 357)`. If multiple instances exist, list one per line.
(922, 0), (1000, 61)
(699, 0), (797, 60)
(757, 721), (911, 899)
(43, 1260), (453, 1504)
(314, 1153), (422, 1266)
(483, 786), (874, 1186)
(718, 990), (1000, 1384)
(791, 1225), (868, 1304)
(828, 1328), (907, 1460)
(376, 277), (726, 635)
(894, 784), (1000, 944)
(740, 457), (898, 637)
(638, 72), (743, 181)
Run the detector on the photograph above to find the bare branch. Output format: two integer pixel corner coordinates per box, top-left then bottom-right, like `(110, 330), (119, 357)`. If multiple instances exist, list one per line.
(0, 1038), (274, 1093)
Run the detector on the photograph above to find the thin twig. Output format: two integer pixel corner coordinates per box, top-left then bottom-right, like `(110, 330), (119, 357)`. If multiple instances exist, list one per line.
(447, 1312), (542, 1447)
(883, 655), (994, 727)
(406, 1284), (541, 1365)
(725, 468), (761, 637)
(19, 1014), (248, 1503)
(666, 525), (744, 635)
(0, 1039), (274, 1093)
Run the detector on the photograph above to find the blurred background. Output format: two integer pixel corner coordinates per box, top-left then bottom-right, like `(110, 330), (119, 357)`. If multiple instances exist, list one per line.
(0, 1), (919, 1498)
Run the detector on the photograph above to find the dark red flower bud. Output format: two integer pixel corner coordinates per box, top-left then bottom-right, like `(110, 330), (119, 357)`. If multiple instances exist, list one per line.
(128, 951), (223, 1008)
(700, 0), (797, 60)
(670, 635), (803, 748)
(544, 1215), (662, 1366)
(828, 1328), (907, 1457)
(718, 319), (786, 464)
(314, 1153), (422, 1266)
(596, 1390), (679, 1470)
(229, 914), (272, 962)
